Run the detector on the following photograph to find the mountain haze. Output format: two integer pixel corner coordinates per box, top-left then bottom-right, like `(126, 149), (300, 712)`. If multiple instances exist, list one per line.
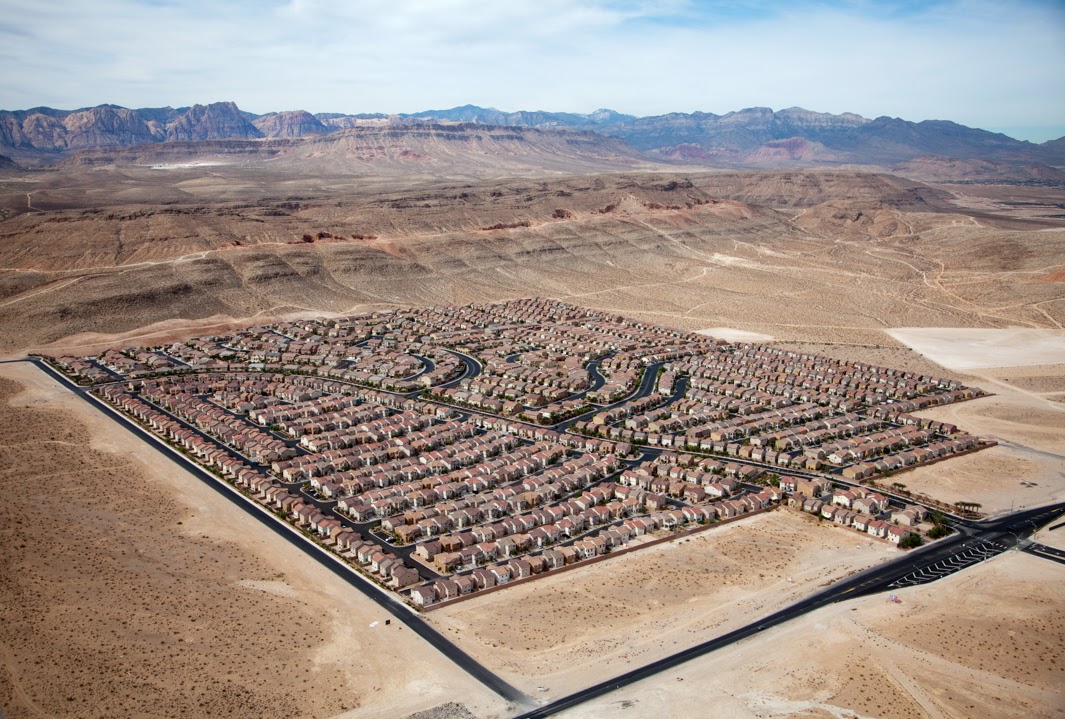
(2, 101), (1063, 171)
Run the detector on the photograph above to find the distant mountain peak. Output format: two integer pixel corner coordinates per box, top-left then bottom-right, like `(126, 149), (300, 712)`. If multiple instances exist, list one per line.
(1, 100), (1062, 168)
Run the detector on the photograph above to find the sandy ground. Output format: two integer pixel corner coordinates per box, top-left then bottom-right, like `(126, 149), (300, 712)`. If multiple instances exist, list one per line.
(1033, 521), (1065, 551)
(428, 510), (895, 699)
(852, 356), (1065, 516)
(696, 327), (775, 342)
(891, 444), (1065, 518)
(887, 328), (1065, 371)
(0, 362), (509, 719)
(554, 551), (1065, 719)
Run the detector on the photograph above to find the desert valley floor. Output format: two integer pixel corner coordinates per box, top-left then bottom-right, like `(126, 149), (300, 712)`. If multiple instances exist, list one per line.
(0, 160), (1063, 719)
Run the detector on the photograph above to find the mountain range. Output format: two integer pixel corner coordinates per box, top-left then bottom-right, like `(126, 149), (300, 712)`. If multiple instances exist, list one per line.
(2, 100), (1063, 171)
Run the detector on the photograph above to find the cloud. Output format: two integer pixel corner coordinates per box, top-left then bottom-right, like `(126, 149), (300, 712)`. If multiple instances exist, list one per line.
(1, 0), (1062, 131)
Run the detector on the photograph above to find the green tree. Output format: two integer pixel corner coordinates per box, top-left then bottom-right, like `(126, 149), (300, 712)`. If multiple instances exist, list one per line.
(928, 524), (952, 539)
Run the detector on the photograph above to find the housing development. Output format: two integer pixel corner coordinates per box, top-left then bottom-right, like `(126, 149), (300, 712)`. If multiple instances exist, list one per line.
(46, 298), (991, 610)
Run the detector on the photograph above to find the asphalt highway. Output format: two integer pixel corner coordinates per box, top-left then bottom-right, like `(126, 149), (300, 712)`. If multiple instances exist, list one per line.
(1023, 542), (1065, 566)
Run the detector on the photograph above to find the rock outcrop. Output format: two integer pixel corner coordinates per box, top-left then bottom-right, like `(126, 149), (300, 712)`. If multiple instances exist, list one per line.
(251, 110), (328, 138)
(164, 102), (262, 142)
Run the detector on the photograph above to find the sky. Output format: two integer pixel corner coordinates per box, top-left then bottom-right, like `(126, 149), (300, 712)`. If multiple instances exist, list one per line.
(1, 0), (1064, 141)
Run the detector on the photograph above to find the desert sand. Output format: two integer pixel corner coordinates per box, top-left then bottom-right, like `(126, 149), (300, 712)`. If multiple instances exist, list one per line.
(870, 358), (1065, 516)
(554, 551), (1065, 719)
(0, 362), (509, 719)
(429, 510), (894, 699)
(887, 328), (1065, 370)
(890, 444), (1065, 517)
(1033, 522), (1065, 551)
(696, 327), (775, 342)
(2, 171), (1064, 357)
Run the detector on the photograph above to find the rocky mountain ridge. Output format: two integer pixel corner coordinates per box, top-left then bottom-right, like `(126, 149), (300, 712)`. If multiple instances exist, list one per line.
(3, 101), (1063, 171)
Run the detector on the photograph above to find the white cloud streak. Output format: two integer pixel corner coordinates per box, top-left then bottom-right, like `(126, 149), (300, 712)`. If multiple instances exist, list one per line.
(0, 0), (1062, 130)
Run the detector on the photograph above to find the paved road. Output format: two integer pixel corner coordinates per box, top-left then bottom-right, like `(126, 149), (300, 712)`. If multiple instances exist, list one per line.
(551, 362), (668, 432)
(1023, 542), (1065, 566)
(512, 501), (1065, 718)
(439, 349), (482, 388)
(19, 358), (531, 707)
(562, 355), (610, 402)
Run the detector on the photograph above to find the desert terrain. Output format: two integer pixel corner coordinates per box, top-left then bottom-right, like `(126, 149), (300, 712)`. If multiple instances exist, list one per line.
(553, 550), (1065, 719)
(429, 510), (894, 698)
(1, 144), (1063, 719)
(0, 361), (510, 719)
(1, 166), (1064, 358)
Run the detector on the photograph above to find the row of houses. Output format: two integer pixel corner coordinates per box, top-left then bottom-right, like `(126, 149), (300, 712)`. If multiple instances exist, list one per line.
(675, 343), (966, 412)
(140, 385), (295, 464)
(248, 392), (363, 427)
(298, 410), (435, 452)
(410, 489), (779, 607)
(370, 454), (621, 542)
(95, 383), (423, 589)
(840, 433), (983, 480)
(792, 495), (920, 544)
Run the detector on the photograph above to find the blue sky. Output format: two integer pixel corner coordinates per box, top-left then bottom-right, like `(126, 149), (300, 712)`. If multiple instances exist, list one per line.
(2, 0), (1063, 141)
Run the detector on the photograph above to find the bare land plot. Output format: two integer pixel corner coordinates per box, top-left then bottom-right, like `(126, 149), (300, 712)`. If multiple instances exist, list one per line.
(913, 384), (1065, 457)
(428, 510), (894, 698)
(887, 328), (1065, 370)
(885, 368), (1065, 514)
(695, 327), (775, 342)
(554, 551), (1065, 719)
(0, 362), (508, 719)
(888, 444), (1065, 517)
(970, 363), (1065, 396)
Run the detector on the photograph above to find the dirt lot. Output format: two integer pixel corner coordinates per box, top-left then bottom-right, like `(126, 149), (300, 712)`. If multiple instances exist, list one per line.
(696, 327), (774, 342)
(429, 510), (895, 698)
(856, 357), (1065, 515)
(554, 551), (1065, 719)
(887, 328), (1065, 371)
(916, 379), (1065, 459)
(893, 444), (1065, 517)
(0, 362), (508, 719)
(1033, 522), (1065, 551)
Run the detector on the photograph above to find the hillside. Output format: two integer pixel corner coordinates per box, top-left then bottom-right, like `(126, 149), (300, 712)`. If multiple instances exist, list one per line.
(893, 156), (1065, 182)
(0, 102), (261, 158)
(405, 105), (1065, 167)
(1, 169), (1062, 357)
(57, 123), (662, 180)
